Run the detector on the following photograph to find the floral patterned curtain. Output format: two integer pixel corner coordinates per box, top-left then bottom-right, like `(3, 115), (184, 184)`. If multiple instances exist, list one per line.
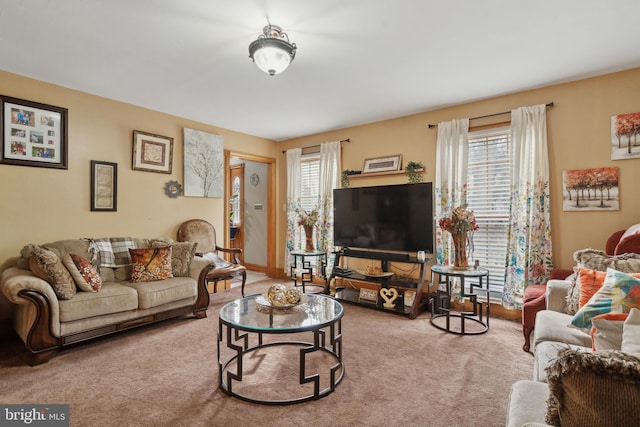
(503, 104), (553, 309)
(318, 141), (341, 275)
(284, 148), (302, 275)
(435, 118), (470, 265)
(434, 119), (470, 300)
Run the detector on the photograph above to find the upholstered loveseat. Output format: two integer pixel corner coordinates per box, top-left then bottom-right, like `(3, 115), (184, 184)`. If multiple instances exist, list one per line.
(0, 237), (215, 365)
(506, 250), (640, 426)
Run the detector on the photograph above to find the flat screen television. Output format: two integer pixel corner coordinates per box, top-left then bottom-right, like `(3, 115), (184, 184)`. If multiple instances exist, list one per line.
(333, 182), (434, 254)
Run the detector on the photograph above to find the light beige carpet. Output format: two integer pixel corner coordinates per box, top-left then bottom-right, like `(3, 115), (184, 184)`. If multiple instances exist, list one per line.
(0, 279), (533, 426)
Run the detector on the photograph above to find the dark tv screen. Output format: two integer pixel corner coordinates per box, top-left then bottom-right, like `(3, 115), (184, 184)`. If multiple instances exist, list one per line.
(333, 182), (434, 254)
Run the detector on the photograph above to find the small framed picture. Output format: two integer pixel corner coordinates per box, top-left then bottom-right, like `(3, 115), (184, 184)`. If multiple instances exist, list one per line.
(91, 160), (117, 212)
(359, 287), (378, 303)
(132, 130), (173, 174)
(0, 95), (68, 169)
(363, 154), (402, 173)
(404, 290), (416, 307)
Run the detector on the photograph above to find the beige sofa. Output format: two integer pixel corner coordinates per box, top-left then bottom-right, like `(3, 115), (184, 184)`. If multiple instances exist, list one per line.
(0, 237), (214, 365)
(506, 275), (640, 426)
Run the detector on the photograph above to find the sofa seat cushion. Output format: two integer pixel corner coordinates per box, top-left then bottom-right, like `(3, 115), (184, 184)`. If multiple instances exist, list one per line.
(533, 341), (590, 382)
(123, 277), (196, 309)
(59, 283), (138, 322)
(533, 310), (592, 350)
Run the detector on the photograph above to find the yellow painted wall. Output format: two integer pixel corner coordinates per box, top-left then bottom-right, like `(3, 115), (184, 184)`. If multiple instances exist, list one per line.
(279, 67), (640, 271)
(2, 67), (639, 295)
(0, 70), (277, 268)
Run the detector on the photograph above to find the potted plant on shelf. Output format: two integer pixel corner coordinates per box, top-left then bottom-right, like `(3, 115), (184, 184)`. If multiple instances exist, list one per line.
(405, 161), (424, 183)
(341, 169), (361, 188)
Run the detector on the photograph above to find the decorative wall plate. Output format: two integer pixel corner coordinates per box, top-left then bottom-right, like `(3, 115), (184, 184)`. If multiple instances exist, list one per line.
(250, 172), (259, 186)
(165, 180), (182, 198)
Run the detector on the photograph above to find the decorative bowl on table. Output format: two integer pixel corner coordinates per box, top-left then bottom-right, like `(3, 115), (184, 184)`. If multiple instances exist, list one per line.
(257, 284), (305, 308)
(355, 266), (394, 278)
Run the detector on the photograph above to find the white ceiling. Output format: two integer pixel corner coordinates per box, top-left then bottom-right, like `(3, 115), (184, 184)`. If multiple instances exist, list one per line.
(1, 1), (640, 141)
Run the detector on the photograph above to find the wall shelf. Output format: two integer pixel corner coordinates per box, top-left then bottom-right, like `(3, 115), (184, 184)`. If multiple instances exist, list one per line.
(348, 168), (424, 179)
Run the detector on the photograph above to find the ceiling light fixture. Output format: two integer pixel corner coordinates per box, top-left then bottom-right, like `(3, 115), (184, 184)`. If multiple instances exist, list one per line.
(248, 24), (297, 76)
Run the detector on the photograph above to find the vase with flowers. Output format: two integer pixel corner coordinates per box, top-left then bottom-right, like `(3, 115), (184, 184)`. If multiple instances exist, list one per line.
(438, 204), (479, 269)
(296, 205), (320, 252)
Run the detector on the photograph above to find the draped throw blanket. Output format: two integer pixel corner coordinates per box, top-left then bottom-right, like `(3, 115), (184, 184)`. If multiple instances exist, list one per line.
(503, 104), (553, 309)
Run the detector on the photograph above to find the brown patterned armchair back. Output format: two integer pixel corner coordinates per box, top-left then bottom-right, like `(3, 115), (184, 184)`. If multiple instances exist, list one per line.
(177, 219), (217, 255)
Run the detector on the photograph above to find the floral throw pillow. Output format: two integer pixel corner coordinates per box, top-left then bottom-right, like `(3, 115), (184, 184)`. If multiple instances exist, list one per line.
(129, 247), (173, 283)
(571, 268), (640, 331)
(29, 246), (76, 300)
(63, 253), (102, 292)
(565, 249), (640, 314)
(151, 241), (197, 277)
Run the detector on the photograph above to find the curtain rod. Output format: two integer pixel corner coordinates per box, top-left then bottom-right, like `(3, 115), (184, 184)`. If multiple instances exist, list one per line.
(427, 102), (554, 129)
(282, 138), (350, 154)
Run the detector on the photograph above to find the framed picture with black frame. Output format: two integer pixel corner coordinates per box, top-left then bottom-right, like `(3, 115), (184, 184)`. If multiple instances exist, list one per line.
(91, 160), (117, 211)
(0, 95), (68, 169)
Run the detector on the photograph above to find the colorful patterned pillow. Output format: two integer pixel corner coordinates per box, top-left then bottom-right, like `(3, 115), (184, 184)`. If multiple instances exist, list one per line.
(577, 267), (640, 308)
(151, 241), (197, 277)
(571, 268), (640, 330)
(565, 250), (640, 314)
(129, 247), (173, 282)
(63, 253), (102, 292)
(29, 246), (76, 300)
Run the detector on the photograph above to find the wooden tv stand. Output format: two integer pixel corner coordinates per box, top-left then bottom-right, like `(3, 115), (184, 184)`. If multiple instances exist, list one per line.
(325, 248), (430, 319)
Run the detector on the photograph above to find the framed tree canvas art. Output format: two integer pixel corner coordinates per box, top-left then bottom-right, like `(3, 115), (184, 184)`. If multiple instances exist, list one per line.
(0, 95), (68, 169)
(562, 167), (619, 211)
(611, 112), (640, 160)
(183, 128), (223, 197)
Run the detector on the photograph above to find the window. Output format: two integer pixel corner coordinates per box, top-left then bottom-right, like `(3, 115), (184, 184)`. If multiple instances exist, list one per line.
(300, 154), (320, 212)
(299, 154), (320, 265)
(466, 127), (511, 297)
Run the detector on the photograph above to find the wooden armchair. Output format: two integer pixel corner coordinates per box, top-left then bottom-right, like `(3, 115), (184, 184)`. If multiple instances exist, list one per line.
(177, 219), (248, 296)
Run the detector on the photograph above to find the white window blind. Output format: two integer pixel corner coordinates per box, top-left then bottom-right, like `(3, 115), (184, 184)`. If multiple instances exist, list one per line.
(299, 155), (320, 266)
(300, 155), (320, 211)
(467, 128), (511, 297)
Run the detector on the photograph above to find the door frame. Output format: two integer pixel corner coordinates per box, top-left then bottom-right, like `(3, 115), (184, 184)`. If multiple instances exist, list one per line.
(224, 150), (276, 277)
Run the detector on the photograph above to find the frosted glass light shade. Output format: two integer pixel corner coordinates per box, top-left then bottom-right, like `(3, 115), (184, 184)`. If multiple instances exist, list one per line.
(253, 45), (292, 76)
(248, 25), (297, 76)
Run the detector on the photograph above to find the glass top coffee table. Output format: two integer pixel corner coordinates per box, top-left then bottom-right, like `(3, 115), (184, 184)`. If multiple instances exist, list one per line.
(217, 293), (344, 405)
